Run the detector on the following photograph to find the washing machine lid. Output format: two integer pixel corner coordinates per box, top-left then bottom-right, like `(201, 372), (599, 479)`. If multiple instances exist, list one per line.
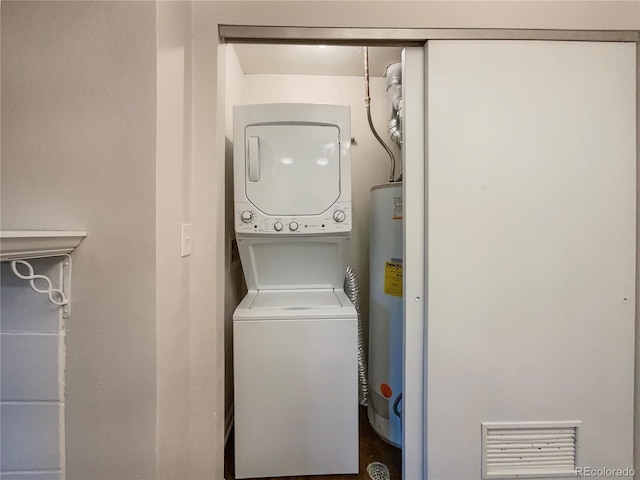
(237, 236), (349, 290)
(249, 289), (342, 310)
(244, 123), (341, 216)
(233, 289), (356, 321)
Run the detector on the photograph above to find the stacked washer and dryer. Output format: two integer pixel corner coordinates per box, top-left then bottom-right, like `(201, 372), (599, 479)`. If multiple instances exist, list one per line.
(232, 103), (359, 479)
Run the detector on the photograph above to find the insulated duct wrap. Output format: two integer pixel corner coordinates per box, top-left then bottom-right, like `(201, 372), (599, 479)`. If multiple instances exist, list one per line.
(385, 62), (403, 148)
(345, 265), (368, 406)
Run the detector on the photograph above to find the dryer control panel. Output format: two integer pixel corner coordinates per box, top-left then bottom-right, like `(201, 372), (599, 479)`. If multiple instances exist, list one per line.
(236, 201), (351, 235)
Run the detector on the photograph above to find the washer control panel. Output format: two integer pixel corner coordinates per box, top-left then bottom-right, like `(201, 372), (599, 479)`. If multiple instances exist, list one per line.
(235, 201), (351, 234)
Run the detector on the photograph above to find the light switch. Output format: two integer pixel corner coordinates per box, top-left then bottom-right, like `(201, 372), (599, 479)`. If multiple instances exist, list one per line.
(181, 223), (192, 257)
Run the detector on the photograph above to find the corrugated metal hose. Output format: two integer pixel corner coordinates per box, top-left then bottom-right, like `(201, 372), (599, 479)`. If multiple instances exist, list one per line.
(344, 265), (368, 406)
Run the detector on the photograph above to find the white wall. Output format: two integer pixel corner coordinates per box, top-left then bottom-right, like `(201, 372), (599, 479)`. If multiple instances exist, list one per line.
(157, 3), (223, 478)
(189, 21), (224, 480)
(203, 1), (640, 31)
(1, 2), (157, 479)
(223, 45), (246, 439)
(225, 46), (245, 138)
(156, 2), (192, 478)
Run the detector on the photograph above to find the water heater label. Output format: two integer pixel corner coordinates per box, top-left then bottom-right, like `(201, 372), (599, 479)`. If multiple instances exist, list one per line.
(384, 262), (403, 297)
(392, 196), (402, 220)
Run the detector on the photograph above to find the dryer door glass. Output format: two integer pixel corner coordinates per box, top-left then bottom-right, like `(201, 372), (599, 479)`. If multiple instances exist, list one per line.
(244, 124), (341, 215)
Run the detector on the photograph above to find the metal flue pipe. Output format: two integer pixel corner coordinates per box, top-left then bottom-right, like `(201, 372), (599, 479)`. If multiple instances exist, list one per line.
(364, 46), (397, 183)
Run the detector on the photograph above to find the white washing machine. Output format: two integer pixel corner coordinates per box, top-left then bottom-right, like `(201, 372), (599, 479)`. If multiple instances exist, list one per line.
(232, 104), (359, 479)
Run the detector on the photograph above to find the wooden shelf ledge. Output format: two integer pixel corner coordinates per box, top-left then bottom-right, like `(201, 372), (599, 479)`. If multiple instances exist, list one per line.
(0, 231), (87, 261)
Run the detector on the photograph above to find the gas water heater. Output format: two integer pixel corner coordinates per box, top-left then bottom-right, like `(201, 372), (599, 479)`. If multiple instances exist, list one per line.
(368, 182), (403, 447)
(367, 59), (404, 448)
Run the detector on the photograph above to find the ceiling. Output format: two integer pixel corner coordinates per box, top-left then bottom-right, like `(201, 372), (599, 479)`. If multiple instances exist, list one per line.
(232, 44), (403, 77)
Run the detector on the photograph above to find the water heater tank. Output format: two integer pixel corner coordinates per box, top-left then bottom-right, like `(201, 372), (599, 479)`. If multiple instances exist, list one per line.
(368, 182), (403, 448)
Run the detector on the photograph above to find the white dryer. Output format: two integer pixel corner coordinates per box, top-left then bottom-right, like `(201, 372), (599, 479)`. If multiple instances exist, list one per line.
(232, 104), (358, 479)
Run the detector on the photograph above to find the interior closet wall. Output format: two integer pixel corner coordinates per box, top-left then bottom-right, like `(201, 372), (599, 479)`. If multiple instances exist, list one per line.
(224, 45), (247, 440)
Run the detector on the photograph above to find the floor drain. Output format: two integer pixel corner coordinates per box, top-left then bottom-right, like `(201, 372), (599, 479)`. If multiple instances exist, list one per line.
(367, 462), (390, 480)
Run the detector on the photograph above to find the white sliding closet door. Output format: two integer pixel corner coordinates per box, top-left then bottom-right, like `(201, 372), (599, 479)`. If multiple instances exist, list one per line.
(425, 41), (636, 479)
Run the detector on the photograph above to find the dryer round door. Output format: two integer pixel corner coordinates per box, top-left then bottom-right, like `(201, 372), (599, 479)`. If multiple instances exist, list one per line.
(244, 123), (341, 215)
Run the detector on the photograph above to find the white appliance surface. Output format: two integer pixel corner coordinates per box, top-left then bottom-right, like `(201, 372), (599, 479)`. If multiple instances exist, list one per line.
(249, 289), (342, 309)
(368, 183), (403, 448)
(237, 236), (349, 291)
(233, 311), (359, 479)
(244, 124), (340, 216)
(234, 103), (352, 235)
(232, 103), (358, 479)
(235, 289), (355, 320)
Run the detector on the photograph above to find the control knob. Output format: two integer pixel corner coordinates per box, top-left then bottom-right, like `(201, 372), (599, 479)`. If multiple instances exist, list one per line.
(274, 222), (283, 232)
(289, 221), (299, 232)
(333, 210), (346, 223)
(240, 211), (253, 223)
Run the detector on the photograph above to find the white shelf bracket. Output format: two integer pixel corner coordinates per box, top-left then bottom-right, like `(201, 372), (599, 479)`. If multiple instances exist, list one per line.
(10, 254), (73, 318)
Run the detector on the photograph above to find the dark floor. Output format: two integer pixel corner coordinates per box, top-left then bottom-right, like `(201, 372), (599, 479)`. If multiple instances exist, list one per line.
(225, 406), (402, 480)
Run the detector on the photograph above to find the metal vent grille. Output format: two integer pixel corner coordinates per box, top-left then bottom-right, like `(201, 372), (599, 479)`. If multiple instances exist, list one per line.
(482, 421), (581, 479)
